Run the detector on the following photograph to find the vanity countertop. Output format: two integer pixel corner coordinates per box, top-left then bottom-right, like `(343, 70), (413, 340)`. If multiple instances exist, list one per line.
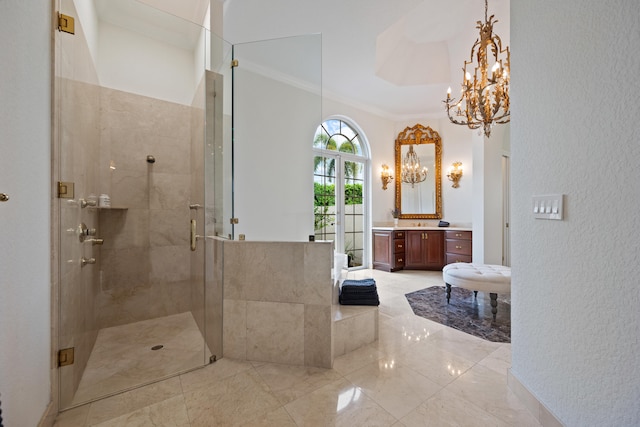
(372, 224), (472, 232)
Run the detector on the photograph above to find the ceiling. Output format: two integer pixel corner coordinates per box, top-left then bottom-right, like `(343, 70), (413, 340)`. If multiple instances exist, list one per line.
(99, 0), (510, 120)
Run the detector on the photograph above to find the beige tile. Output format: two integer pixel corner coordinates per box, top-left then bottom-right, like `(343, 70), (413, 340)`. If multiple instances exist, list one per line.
(284, 378), (397, 427)
(395, 337), (475, 387)
(345, 358), (442, 419)
(304, 304), (333, 368)
(183, 369), (281, 427)
(399, 387), (511, 426)
(149, 208), (190, 246)
(478, 344), (512, 375)
(334, 308), (378, 357)
(179, 358), (254, 395)
(254, 362), (343, 405)
(246, 301), (304, 365)
(92, 395), (190, 427)
(53, 404), (90, 427)
(445, 364), (541, 426)
(222, 299), (247, 360)
(149, 245), (190, 283)
(332, 343), (385, 376)
(427, 325), (501, 364)
(149, 172), (191, 210)
(85, 377), (183, 425)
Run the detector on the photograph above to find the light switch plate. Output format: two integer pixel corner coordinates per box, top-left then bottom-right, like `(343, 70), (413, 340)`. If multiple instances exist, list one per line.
(532, 194), (564, 220)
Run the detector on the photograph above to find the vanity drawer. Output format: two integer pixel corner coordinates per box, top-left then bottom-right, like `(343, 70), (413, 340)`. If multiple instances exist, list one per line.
(445, 230), (472, 240)
(394, 240), (405, 253)
(445, 239), (472, 255)
(445, 253), (473, 264)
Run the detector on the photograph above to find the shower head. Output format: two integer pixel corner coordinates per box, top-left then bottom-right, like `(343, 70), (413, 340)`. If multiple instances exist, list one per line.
(146, 155), (156, 164)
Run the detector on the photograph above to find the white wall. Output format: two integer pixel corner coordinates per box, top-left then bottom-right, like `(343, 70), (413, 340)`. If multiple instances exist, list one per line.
(511, 2), (640, 426)
(233, 67), (320, 241)
(98, 21), (197, 105)
(0, 1), (52, 426)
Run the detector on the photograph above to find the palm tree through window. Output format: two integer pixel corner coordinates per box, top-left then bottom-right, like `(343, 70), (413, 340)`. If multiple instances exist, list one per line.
(313, 119), (368, 268)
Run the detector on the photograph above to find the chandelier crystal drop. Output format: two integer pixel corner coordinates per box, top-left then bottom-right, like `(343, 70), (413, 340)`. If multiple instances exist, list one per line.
(401, 145), (428, 188)
(443, 0), (510, 138)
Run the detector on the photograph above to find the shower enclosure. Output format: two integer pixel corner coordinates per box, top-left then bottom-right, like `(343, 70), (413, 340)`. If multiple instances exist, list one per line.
(55, 0), (321, 410)
(55, 0), (230, 409)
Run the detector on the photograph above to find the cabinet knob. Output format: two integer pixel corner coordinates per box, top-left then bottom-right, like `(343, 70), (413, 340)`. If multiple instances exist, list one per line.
(456, 245), (462, 249)
(398, 258), (403, 262)
(398, 244), (403, 248)
(455, 233), (462, 237)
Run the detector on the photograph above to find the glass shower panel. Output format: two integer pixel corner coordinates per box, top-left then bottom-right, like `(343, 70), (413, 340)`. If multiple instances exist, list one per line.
(56, 0), (211, 409)
(232, 35), (322, 240)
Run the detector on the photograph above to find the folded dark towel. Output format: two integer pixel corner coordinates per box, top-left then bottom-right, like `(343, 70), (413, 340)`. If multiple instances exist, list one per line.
(342, 279), (376, 286)
(340, 292), (378, 300)
(339, 297), (380, 306)
(340, 286), (377, 294)
(339, 278), (380, 306)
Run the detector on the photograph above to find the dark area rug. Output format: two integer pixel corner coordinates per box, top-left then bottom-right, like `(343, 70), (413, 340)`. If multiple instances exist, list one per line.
(405, 286), (510, 343)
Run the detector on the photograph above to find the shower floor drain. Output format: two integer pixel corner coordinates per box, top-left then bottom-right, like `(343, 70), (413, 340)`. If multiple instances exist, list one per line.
(151, 345), (164, 351)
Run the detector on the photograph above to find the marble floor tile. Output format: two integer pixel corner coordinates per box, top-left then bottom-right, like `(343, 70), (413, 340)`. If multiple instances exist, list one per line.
(284, 378), (398, 427)
(53, 268), (540, 427)
(92, 395), (190, 427)
(398, 387), (511, 427)
(253, 362), (344, 405)
(444, 364), (541, 426)
(183, 369), (281, 427)
(345, 358), (443, 419)
(395, 337), (476, 387)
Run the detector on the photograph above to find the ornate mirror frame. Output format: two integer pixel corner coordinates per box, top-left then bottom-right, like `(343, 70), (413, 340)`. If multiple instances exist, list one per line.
(394, 124), (442, 219)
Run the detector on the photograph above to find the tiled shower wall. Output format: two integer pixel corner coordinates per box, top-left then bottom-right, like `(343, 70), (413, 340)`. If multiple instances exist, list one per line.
(97, 87), (194, 329)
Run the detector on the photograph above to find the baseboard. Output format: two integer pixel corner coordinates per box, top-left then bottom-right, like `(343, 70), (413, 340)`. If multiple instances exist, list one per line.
(37, 400), (56, 427)
(507, 369), (564, 427)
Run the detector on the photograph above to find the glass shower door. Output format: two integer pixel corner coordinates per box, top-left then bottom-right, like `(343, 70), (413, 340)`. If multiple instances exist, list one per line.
(56, 0), (216, 409)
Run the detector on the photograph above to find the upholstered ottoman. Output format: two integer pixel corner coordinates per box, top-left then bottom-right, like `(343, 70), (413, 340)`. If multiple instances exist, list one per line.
(442, 263), (511, 320)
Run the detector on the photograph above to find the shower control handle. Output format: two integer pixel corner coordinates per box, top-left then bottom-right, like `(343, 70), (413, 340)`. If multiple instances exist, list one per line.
(81, 257), (96, 267)
(191, 219), (197, 251)
(0, 193), (9, 202)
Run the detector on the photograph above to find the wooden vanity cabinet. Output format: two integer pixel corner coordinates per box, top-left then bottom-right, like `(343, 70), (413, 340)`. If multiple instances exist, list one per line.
(404, 230), (445, 270)
(372, 230), (405, 272)
(444, 230), (473, 264)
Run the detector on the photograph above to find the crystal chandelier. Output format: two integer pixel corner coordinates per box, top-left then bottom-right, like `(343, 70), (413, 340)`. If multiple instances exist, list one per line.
(444, 0), (510, 138)
(401, 145), (428, 188)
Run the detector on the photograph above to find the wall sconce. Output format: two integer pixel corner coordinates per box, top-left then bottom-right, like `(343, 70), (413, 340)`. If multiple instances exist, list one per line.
(380, 164), (393, 190)
(447, 162), (463, 188)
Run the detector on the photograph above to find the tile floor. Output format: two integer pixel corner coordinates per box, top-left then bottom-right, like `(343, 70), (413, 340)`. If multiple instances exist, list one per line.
(54, 269), (540, 427)
(71, 312), (209, 406)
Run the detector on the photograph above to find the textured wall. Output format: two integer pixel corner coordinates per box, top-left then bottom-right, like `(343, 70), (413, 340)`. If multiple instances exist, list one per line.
(0, 1), (52, 425)
(511, 1), (640, 426)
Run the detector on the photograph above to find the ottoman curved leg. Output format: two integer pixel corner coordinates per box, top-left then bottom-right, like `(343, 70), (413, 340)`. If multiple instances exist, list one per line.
(446, 283), (451, 304)
(490, 292), (498, 320)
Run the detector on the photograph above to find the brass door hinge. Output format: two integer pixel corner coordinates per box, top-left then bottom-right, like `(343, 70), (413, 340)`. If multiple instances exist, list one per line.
(230, 217), (239, 224)
(58, 347), (75, 367)
(231, 59), (239, 68)
(58, 181), (74, 199)
(58, 13), (75, 34)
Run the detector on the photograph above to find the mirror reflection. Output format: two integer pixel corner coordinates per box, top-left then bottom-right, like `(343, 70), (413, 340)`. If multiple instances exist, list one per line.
(394, 124), (442, 219)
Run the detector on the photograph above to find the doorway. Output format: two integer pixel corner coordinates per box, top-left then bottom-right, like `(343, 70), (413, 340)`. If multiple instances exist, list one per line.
(313, 119), (370, 268)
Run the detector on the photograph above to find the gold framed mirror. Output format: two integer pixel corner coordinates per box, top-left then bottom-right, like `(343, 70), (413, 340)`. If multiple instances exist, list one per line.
(394, 124), (442, 219)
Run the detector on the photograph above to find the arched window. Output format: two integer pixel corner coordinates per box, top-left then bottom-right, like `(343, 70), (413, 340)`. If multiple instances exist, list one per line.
(313, 118), (369, 268)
